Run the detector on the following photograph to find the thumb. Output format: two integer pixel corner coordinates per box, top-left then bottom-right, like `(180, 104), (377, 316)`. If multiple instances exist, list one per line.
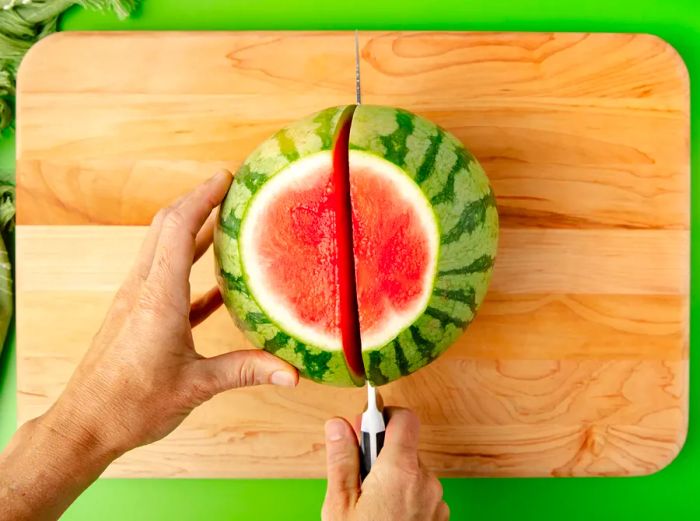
(194, 349), (298, 395)
(323, 418), (360, 519)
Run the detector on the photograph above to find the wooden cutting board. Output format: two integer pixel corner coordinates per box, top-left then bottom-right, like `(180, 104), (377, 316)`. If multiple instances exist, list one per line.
(15, 31), (690, 478)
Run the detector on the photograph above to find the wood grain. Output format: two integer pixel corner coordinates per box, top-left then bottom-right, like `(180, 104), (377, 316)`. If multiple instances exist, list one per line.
(16, 284), (687, 477)
(17, 32), (689, 229)
(14, 31), (690, 478)
(16, 226), (689, 295)
(17, 227), (689, 362)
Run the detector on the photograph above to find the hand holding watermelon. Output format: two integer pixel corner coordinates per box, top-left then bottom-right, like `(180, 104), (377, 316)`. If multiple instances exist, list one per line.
(0, 171), (299, 520)
(43, 170), (299, 451)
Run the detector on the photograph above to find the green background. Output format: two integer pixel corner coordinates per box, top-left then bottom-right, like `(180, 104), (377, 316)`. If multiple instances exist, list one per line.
(1, 0), (698, 519)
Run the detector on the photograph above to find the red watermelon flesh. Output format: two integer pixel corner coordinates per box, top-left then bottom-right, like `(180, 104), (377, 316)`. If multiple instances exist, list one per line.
(351, 164), (432, 344)
(253, 159), (340, 342)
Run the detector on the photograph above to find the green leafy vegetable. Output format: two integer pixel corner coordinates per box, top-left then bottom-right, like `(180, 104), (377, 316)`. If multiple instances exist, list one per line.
(0, 172), (13, 354)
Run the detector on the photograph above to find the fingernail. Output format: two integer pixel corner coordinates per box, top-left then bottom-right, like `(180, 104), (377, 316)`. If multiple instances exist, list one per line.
(325, 419), (346, 442)
(270, 370), (296, 388)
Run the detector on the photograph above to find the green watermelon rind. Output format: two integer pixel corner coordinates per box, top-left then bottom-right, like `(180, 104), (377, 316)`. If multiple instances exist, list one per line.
(215, 105), (361, 387)
(349, 105), (499, 386)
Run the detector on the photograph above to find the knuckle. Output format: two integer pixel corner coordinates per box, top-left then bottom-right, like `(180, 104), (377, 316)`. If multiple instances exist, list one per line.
(196, 181), (218, 202)
(427, 475), (443, 500)
(393, 455), (421, 479)
(152, 208), (168, 227)
(155, 250), (174, 276)
(164, 207), (197, 242)
(380, 459), (421, 492)
(236, 356), (260, 388)
(136, 289), (161, 313)
(187, 374), (216, 405)
(393, 459), (427, 495)
(405, 463), (422, 481)
(437, 501), (450, 520)
(164, 208), (186, 229)
(327, 447), (355, 469)
(203, 189), (220, 209)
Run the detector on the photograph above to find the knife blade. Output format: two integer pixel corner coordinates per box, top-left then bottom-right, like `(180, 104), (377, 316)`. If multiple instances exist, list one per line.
(353, 30), (385, 479)
(355, 30), (362, 105)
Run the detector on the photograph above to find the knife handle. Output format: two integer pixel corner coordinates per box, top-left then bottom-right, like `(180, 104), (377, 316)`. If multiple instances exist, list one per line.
(360, 411), (386, 480)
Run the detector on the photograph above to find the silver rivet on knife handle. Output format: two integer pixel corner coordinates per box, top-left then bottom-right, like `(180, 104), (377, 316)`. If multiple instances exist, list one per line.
(355, 30), (362, 105)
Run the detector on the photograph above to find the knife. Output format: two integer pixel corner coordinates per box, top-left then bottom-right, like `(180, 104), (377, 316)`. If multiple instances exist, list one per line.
(360, 383), (386, 479)
(355, 30), (362, 105)
(354, 30), (387, 480)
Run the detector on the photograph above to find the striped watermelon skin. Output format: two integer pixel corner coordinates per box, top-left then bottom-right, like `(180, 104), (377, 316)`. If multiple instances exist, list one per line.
(214, 105), (360, 386)
(215, 104), (498, 387)
(349, 105), (498, 385)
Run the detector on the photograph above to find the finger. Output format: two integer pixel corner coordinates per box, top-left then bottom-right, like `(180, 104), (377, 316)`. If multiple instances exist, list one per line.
(98, 208), (170, 336)
(193, 349), (298, 395)
(129, 208), (167, 283)
(194, 209), (218, 263)
(148, 170), (232, 291)
(323, 418), (361, 516)
(129, 187), (194, 283)
(383, 407), (421, 457)
(352, 414), (362, 435)
(190, 286), (223, 328)
(436, 501), (450, 521)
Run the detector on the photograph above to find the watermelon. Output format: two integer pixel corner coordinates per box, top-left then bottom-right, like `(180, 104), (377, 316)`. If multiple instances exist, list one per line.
(214, 105), (498, 387)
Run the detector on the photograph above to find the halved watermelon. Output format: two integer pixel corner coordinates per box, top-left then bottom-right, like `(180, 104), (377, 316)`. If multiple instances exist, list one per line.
(214, 105), (498, 386)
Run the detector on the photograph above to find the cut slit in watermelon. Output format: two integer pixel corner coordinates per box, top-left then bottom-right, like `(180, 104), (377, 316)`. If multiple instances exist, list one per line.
(332, 107), (437, 382)
(331, 106), (365, 382)
(238, 106), (438, 384)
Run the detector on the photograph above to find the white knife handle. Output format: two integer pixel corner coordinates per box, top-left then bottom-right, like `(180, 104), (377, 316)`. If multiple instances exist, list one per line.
(360, 386), (386, 479)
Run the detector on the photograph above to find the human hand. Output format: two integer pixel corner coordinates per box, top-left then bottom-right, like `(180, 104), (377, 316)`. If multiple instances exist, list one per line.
(1, 171), (300, 520)
(41, 170), (299, 455)
(322, 407), (449, 521)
